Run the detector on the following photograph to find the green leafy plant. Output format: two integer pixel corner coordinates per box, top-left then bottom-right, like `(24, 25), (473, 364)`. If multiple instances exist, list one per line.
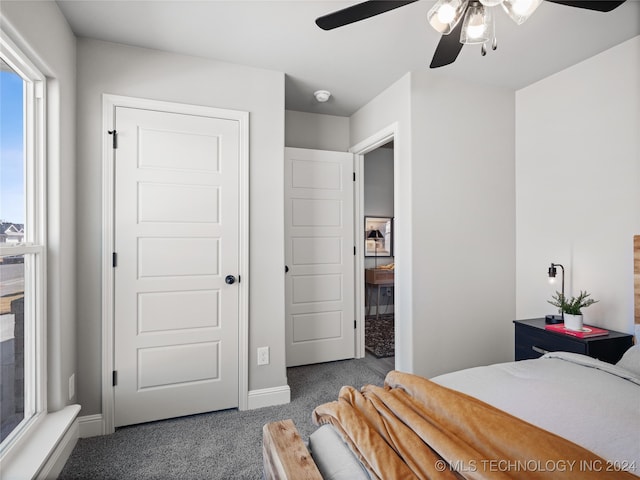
(548, 290), (598, 315)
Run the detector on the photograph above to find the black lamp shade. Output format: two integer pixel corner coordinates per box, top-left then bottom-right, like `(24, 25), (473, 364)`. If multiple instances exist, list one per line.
(368, 229), (384, 240)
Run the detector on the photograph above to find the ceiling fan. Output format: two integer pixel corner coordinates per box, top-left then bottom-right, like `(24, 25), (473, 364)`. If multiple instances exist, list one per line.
(315, 0), (627, 68)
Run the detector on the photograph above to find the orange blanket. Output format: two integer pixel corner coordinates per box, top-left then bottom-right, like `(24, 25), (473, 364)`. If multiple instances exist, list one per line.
(312, 370), (635, 479)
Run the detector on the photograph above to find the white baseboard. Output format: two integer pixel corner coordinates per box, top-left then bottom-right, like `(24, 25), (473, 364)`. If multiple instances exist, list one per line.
(78, 414), (104, 438)
(247, 385), (291, 410)
(77, 384), (293, 436)
(78, 388), (292, 434)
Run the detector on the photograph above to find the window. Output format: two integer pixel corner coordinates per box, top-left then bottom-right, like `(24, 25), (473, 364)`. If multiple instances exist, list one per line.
(0, 33), (46, 457)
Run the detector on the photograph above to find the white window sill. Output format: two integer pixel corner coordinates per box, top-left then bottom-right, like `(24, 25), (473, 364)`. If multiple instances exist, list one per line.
(1, 404), (80, 479)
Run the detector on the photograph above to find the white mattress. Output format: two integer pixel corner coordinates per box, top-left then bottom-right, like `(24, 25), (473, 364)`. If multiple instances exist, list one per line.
(431, 351), (640, 473)
(310, 351), (640, 478)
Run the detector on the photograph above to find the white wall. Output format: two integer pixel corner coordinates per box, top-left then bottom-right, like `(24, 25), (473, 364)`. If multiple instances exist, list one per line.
(285, 110), (350, 151)
(351, 74), (413, 371)
(364, 147), (394, 218)
(352, 72), (515, 377)
(364, 147), (394, 270)
(409, 72), (516, 377)
(1, 1), (77, 411)
(76, 38), (287, 415)
(516, 36), (640, 334)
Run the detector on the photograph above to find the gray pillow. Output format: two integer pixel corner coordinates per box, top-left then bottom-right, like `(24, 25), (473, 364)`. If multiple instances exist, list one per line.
(616, 344), (640, 376)
(309, 425), (370, 480)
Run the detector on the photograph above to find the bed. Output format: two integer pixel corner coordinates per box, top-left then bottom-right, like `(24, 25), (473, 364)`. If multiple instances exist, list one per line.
(263, 237), (640, 479)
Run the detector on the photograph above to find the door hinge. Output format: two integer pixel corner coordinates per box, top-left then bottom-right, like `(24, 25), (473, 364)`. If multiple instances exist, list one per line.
(354, 320), (357, 329)
(353, 172), (356, 181)
(354, 246), (356, 256)
(108, 130), (118, 149)
(112, 252), (117, 267)
(112, 370), (118, 386)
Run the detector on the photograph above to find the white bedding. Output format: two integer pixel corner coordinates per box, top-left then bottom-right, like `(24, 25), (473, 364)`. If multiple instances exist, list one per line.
(308, 351), (640, 479)
(431, 351), (640, 474)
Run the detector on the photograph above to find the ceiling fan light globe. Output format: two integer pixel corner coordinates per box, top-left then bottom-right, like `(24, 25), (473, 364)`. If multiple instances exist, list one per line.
(437, 4), (457, 23)
(427, 0), (469, 34)
(479, 0), (504, 6)
(501, 0), (542, 25)
(467, 19), (486, 38)
(461, 3), (494, 44)
(467, 25), (485, 39)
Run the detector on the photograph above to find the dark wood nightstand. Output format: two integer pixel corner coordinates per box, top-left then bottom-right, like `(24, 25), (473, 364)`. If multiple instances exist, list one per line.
(514, 318), (634, 364)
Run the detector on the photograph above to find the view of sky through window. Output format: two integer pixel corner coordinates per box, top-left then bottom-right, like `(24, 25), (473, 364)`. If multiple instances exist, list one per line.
(0, 60), (27, 445)
(0, 62), (25, 225)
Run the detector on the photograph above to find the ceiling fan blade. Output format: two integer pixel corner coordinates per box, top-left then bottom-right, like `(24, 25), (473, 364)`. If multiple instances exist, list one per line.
(544, 0), (626, 12)
(430, 20), (465, 69)
(315, 0), (419, 31)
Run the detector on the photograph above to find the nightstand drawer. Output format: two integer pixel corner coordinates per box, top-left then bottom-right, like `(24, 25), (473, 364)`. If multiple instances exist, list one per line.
(515, 326), (586, 360)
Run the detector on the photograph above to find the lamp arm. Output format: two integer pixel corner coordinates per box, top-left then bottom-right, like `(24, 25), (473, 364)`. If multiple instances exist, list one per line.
(552, 263), (565, 317)
(547, 262), (566, 324)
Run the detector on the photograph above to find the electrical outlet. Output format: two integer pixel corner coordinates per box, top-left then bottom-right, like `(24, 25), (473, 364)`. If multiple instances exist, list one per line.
(69, 373), (75, 400)
(257, 346), (270, 366)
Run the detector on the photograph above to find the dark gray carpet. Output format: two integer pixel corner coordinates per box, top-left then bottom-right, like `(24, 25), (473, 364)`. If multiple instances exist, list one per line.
(365, 314), (394, 358)
(59, 357), (388, 480)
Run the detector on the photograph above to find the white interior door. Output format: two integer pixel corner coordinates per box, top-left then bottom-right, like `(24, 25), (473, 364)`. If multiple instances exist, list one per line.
(285, 147), (354, 367)
(113, 105), (240, 427)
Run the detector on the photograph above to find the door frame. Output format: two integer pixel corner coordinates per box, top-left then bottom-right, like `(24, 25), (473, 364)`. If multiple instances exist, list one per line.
(100, 94), (249, 434)
(350, 123), (398, 360)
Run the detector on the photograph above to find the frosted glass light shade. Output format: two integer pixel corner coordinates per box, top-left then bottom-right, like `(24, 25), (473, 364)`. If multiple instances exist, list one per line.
(427, 0), (469, 34)
(460, 3), (494, 45)
(502, 0), (543, 25)
(480, 0), (503, 6)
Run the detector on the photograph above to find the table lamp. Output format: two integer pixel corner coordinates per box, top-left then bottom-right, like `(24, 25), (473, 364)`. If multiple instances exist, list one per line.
(546, 262), (564, 324)
(367, 229), (384, 268)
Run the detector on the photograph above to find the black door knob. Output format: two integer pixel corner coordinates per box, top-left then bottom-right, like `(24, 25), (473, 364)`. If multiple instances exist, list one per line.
(225, 275), (236, 285)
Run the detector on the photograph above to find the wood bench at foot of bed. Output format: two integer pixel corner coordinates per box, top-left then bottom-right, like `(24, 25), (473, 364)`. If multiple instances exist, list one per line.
(262, 419), (323, 480)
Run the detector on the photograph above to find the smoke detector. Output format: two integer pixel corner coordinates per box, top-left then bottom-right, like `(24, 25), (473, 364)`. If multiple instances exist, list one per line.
(314, 90), (331, 103)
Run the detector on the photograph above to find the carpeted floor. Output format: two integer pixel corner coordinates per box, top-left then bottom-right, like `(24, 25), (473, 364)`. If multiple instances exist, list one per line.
(59, 357), (389, 480)
(365, 314), (394, 358)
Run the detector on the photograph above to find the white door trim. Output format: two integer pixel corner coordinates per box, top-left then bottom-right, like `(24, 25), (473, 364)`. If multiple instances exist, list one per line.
(350, 123), (398, 360)
(101, 94), (249, 434)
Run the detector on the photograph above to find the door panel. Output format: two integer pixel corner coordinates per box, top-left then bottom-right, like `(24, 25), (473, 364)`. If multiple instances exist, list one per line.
(285, 147), (354, 366)
(138, 183), (220, 223)
(114, 106), (239, 427)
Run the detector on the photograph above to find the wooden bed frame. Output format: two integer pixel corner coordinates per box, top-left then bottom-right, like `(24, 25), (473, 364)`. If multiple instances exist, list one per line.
(262, 420), (322, 479)
(634, 235), (640, 327)
(263, 237), (640, 480)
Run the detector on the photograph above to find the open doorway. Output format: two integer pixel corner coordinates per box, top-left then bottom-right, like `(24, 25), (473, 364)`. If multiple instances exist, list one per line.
(363, 142), (395, 363)
(352, 124), (397, 372)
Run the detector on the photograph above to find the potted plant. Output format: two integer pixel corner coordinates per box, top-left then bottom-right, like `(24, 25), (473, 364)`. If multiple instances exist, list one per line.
(548, 290), (598, 331)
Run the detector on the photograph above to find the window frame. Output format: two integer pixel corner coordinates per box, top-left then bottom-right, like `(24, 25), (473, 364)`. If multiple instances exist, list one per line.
(0, 28), (47, 460)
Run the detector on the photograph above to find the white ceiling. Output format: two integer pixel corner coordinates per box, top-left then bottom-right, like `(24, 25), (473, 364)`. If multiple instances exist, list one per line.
(56, 0), (640, 117)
